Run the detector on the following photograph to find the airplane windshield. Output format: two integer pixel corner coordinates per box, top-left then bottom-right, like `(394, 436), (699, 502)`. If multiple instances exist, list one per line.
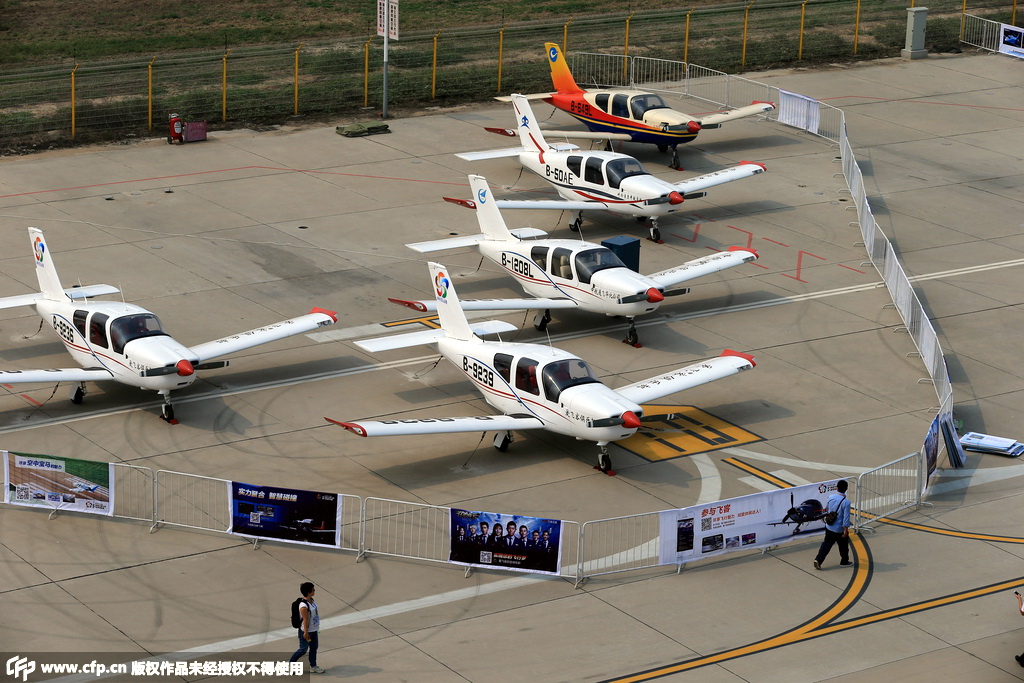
(605, 158), (648, 189)
(630, 94), (670, 119)
(574, 248), (626, 284)
(110, 313), (167, 354)
(541, 359), (600, 402)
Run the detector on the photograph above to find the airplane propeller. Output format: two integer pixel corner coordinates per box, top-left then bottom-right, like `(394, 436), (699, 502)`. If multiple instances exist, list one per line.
(619, 288), (666, 304)
(140, 360), (228, 377)
(645, 191), (685, 206)
(590, 411), (642, 429)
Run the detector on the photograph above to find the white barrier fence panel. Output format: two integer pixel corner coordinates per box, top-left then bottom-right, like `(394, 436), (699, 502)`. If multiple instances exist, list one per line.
(154, 470), (231, 534)
(112, 463), (154, 522)
(854, 452), (923, 531)
(962, 14), (1002, 52)
(578, 511), (661, 582)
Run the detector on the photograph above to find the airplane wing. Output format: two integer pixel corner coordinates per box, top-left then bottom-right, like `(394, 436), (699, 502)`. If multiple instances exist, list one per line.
(646, 247), (759, 290)
(188, 308), (337, 362)
(673, 161), (766, 196)
(389, 297), (580, 313)
(615, 350), (756, 405)
(325, 414), (545, 437)
(696, 101), (776, 128)
(0, 284), (119, 311)
(537, 130), (634, 142)
(407, 227), (547, 253)
(0, 368), (114, 383)
(355, 321), (517, 353)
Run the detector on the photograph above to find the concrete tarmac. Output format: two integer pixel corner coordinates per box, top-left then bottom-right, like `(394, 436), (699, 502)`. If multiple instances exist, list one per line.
(1, 51), (1023, 682)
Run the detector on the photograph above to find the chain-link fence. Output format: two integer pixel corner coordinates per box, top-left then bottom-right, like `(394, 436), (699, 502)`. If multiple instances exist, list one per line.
(0, 0), (1013, 147)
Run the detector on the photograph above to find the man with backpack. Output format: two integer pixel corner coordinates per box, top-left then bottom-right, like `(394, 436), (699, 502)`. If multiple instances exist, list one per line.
(289, 582), (326, 674)
(813, 479), (853, 570)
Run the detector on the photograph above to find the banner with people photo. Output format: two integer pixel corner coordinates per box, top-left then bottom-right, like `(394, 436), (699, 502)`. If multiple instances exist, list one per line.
(448, 508), (563, 575)
(229, 482), (340, 547)
(658, 480), (846, 566)
(3, 450), (114, 516)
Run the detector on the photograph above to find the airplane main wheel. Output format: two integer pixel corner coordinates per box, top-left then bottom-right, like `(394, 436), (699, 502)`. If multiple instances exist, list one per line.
(657, 144), (668, 153)
(570, 217), (583, 232)
(494, 432), (512, 452)
(69, 385), (85, 405)
(534, 311), (552, 332)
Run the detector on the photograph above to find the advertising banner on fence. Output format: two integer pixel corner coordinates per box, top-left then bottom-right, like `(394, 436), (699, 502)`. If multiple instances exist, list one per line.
(229, 482), (340, 547)
(449, 508), (563, 575)
(3, 450), (113, 516)
(999, 23), (1024, 59)
(658, 480), (845, 565)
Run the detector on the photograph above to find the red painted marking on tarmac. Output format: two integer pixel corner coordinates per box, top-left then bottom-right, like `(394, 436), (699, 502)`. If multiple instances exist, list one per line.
(670, 223), (701, 243)
(0, 165), (469, 199)
(818, 95), (1024, 113)
(726, 225), (754, 250)
(20, 394), (42, 407)
(750, 262), (770, 270)
(686, 214), (715, 222)
(763, 237), (789, 247)
(781, 250), (827, 283)
(837, 263), (867, 274)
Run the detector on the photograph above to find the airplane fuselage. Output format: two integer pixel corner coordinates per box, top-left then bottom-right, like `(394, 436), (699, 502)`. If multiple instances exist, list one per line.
(477, 239), (663, 318)
(437, 337), (643, 443)
(547, 90), (701, 148)
(34, 299), (200, 393)
(517, 149), (685, 219)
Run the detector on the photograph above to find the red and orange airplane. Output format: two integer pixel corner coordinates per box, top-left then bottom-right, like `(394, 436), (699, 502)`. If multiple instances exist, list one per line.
(510, 42), (775, 170)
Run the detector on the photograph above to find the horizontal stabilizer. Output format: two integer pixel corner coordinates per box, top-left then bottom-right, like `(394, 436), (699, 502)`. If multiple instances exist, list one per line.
(647, 247), (759, 289)
(615, 350), (756, 405)
(0, 367), (114, 384)
(697, 101), (775, 127)
(0, 284), (120, 311)
(673, 161), (766, 195)
(495, 93), (553, 102)
(355, 320), (517, 353)
(389, 297), (579, 313)
(406, 227), (547, 253)
(188, 308), (337, 362)
(495, 199), (599, 211)
(456, 147), (525, 162)
(325, 413), (545, 437)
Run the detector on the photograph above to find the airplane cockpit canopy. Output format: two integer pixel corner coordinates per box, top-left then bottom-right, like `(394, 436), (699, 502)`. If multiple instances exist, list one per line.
(574, 248), (626, 284)
(110, 313), (168, 354)
(605, 157), (649, 189)
(630, 94), (670, 119)
(541, 358), (600, 402)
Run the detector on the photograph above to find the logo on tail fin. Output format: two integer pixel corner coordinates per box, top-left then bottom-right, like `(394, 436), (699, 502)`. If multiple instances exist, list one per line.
(549, 46), (559, 63)
(477, 187), (488, 205)
(434, 271), (450, 301)
(33, 236), (45, 267)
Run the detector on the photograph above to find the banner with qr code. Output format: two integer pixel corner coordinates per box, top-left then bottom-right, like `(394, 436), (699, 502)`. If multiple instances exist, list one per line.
(229, 482), (340, 547)
(658, 480), (846, 565)
(448, 508), (563, 575)
(3, 450), (114, 515)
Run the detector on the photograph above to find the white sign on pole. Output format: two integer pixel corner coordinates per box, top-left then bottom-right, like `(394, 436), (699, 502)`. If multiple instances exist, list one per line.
(377, 0), (399, 40)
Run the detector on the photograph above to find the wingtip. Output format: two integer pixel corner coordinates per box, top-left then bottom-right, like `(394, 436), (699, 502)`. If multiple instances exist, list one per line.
(739, 161), (767, 171)
(727, 245), (759, 259)
(324, 417), (368, 436)
(721, 349), (756, 368)
(388, 298), (428, 312)
(310, 307), (338, 322)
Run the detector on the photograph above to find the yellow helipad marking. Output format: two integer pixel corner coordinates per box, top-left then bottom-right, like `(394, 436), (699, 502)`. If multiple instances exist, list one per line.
(618, 405), (762, 461)
(383, 315), (440, 330)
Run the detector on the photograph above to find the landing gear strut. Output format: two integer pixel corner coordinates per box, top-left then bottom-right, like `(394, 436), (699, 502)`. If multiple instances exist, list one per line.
(69, 382), (86, 405)
(595, 445), (615, 475)
(533, 309), (552, 332)
(639, 216), (662, 244)
(570, 211), (584, 233)
(494, 431), (513, 452)
(159, 391), (177, 424)
(669, 146), (682, 171)
(623, 319), (641, 348)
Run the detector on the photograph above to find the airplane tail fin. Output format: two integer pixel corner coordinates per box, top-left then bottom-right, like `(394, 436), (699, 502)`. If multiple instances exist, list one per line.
(509, 93), (551, 154)
(467, 175), (516, 242)
(428, 261), (477, 342)
(544, 42), (583, 94)
(28, 228), (66, 301)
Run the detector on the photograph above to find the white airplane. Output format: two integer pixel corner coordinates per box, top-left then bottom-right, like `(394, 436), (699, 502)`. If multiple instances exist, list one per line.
(64, 481), (101, 493)
(456, 93), (766, 243)
(0, 227), (338, 423)
(325, 261), (755, 473)
(395, 174), (759, 347)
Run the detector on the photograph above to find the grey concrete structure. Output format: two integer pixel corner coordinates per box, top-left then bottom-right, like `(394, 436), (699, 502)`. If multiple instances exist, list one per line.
(0, 52), (1022, 681)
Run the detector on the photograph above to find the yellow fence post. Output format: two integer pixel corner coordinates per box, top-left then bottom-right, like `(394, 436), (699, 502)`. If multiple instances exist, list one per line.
(431, 30), (443, 99)
(623, 11), (636, 82)
(1013, 0), (1018, 28)
(221, 49), (231, 122)
(960, 0), (967, 40)
(497, 23), (509, 93)
(798, 1), (808, 60)
(70, 63), (79, 139)
(684, 8), (695, 65)
(147, 56), (156, 131)
(364, 37), (373, 108)
(293, 43), (303, 115)
(742, 1), (754, 70)
(563, 17), (573, 54)
(853, 0), (862, 55)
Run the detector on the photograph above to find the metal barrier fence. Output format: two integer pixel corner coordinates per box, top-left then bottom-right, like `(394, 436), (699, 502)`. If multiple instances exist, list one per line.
(578, 510), (661, 584)
(153, 470), (231, 533)
(112, 463), (155, 522)
(962, 13), (1005, 50)
(854, 452), (924, 532)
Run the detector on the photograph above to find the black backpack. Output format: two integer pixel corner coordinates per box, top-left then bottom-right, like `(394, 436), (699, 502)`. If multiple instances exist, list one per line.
(290, 598), (307, 628)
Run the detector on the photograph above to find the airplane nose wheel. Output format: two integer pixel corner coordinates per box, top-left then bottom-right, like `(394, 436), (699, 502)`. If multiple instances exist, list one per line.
(595, 446), (615, 475)
(623, 320), (641, 348)
(647, 220), (663, 244)
(670, 147), (682, 171)
(159, 392), (178, 425)
(69, 382), (87, 405)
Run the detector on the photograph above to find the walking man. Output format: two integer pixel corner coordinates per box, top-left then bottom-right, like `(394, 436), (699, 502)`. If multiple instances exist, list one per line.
(289, 582), (326, 674)
(813, 479), (853, 570)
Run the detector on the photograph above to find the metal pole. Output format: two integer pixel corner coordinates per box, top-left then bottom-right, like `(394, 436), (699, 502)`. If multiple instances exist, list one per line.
(742, 2), (754, 70)
(431, 30), (442, 99)
(853, 0), (861, 55)
(148, 56), (156, 131)
(70, 63), (79, 139)
(293, 43), (303, 116)
(960, 0), (967, 40)
(684, 8), (694, 65)
(497, 23), (508, 93)
(623, 12), (636, 82)
(382, 2), (390, 119)
(364, 37), (372, 108)
(563, 18), (573, 54)
(798, 1), (807, 60)
(221, 49), (231, 122)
